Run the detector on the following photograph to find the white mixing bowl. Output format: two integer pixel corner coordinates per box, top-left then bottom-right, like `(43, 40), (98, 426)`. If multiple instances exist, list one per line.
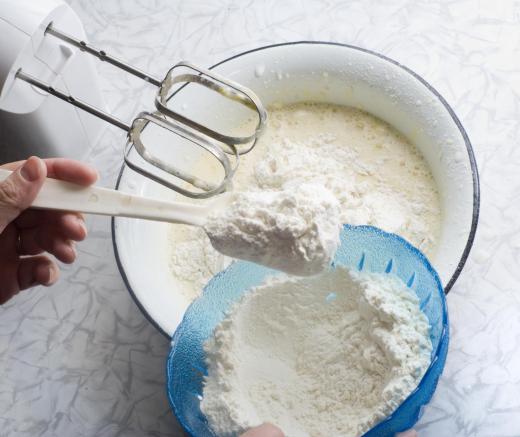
(113, 42), (479, 337)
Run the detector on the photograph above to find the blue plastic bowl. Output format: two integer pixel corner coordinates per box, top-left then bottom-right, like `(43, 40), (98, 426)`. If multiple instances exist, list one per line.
(166, 225), (449, 436)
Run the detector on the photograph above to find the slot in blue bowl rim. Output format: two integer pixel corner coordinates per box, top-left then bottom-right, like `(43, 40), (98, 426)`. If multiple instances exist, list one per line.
(166, 224), (450, 437)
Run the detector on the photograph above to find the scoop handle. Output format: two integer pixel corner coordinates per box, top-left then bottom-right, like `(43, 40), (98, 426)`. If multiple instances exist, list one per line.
(0, 169), (206, 226)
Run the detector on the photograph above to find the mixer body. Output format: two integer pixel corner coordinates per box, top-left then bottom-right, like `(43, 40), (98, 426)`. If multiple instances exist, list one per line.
(0, 0), (105, 162)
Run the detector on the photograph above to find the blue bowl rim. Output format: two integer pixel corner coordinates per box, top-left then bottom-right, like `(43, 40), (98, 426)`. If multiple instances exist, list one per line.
(112, 41), (479, 338)
(166, 224), (450, 437)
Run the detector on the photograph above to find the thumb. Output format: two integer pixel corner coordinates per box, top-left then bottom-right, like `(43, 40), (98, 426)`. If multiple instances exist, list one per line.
(0, 157), (46, 232)
(240, 423), (284, 437)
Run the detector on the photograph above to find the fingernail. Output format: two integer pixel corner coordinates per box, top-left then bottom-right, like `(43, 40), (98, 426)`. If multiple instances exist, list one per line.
(44, 263), (59, 285)
(77, 217), (87, 237)
(69, 241), (77, 259)
(20, 157), (42, 182)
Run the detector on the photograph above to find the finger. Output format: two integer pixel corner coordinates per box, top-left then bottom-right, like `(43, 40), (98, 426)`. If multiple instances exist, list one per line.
(54, 212), (87, 241)
(240, 424), (284, 437)
(18, 227), (77, 263)
(0, 256), (59, 304)
(0, 160), (25, 170)
(16, 213), (86, 256)
(396, 431), (418, 437)
(15, 209), (86, 237)
(48, 238), (76, 264)
(43, 158), (98, 186)
(19, 255), (60, 289)
(23, 211), (86, 241)
(0, 157), (46, 233)
(1, 158), (97, 186)
(17, 227), (44, 256)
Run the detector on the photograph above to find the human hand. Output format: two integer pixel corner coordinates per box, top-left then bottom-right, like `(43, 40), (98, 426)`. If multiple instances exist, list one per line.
(397, 431), (418, 437)
(240, 423), (284, 437)
(0, 156), (97, 304)
(239, 424), (416, 437)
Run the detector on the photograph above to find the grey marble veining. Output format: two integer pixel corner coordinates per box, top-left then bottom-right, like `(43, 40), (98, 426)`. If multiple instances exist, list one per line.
(1, 0), (519, 436)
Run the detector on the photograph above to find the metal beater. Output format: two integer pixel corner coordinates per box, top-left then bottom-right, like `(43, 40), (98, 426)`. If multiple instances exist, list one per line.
(15, 23), (267, 199)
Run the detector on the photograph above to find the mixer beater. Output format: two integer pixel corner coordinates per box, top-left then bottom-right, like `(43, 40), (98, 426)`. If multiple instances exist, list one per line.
(15, 23), (267, 198)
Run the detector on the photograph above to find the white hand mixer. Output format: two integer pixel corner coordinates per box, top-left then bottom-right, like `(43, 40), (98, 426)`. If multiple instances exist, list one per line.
(16, 23), (267, 199)
(0, 2), (269, 227)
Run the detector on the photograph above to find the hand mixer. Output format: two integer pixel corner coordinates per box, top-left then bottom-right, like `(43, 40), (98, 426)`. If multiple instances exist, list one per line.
(1, 2), (267, 199)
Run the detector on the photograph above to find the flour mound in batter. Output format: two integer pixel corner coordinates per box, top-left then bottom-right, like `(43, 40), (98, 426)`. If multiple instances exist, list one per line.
(201, 268), (432, 437)
(204, 184), (341, 276)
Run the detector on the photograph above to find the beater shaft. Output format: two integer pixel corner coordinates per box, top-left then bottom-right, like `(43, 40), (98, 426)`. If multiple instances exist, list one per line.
(16, 69), (131, 131)
(46, 24), (162, 87)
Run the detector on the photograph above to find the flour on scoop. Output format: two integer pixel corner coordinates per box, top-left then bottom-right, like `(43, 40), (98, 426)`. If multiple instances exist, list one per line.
(204, 184), (341, 276)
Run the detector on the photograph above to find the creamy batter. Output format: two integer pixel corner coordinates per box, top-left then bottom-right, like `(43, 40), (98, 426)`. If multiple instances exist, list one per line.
(169, 102), (442, 301)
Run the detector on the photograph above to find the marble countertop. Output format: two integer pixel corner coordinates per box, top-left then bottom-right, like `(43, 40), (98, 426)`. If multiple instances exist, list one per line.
(1, 0), (519, 436)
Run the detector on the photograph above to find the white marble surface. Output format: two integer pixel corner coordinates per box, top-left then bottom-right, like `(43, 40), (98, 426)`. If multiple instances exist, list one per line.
(1, 0), (519, 436)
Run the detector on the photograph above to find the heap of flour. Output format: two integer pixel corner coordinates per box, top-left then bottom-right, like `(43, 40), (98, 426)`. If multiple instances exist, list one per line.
(201, 268), (432, 437)
(204, 184), (341, 276)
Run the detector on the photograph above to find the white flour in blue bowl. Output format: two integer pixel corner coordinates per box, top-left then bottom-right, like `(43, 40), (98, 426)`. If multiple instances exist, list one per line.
(200, 267), (432, 437)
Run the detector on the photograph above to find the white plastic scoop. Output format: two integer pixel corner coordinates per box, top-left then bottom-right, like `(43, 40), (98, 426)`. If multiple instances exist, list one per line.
(0, 169), (230, 227)
(0, 169), (342, 275)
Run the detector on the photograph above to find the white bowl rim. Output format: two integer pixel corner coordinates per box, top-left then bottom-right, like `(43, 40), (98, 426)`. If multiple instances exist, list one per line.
(112, 41), (480, 337)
